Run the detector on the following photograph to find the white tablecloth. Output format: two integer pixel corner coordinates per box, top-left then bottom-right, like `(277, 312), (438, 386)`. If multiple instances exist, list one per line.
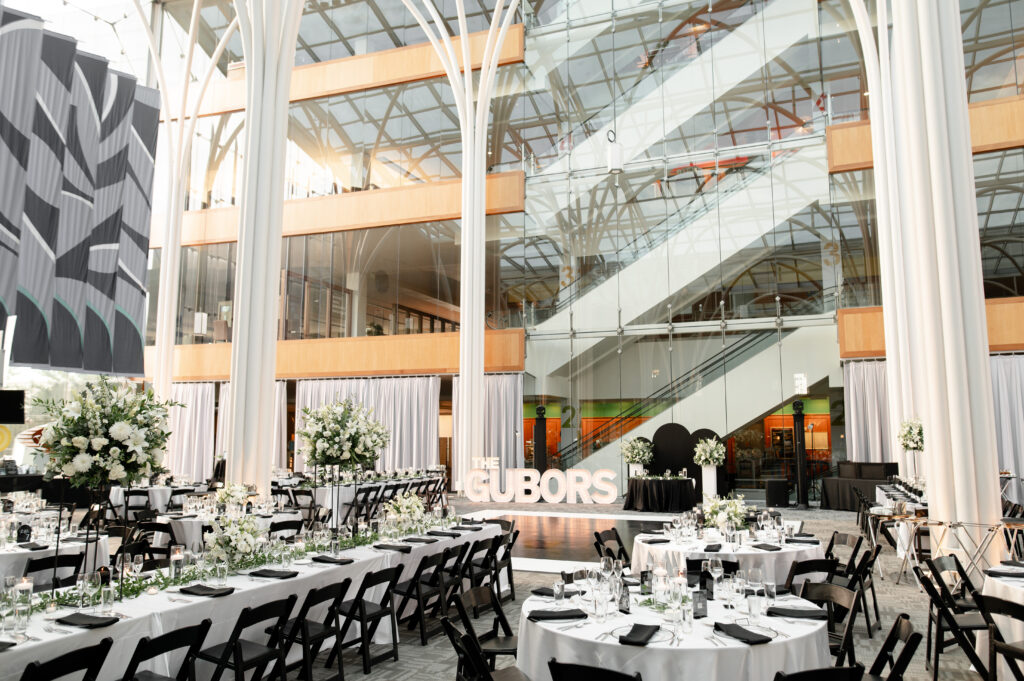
(631, 536), (824, 585)
(517, 592), (831, 681)
(109, 487), (177, 514)
(311, 476), (439, 518)
(979, 570), (1024, 678)
(0, 536), (110, 581)
(154, 512), (305, 553)
(0, 523), (501, 681)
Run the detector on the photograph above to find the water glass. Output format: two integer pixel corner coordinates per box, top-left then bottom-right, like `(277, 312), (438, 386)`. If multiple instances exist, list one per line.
(214, 560), (228, 586)
(169, 545), (185, 580)
(553, 580), (565, 604)
(747, 591), (764, 625)
(593, 590), (607, 623)
(764, 582), (777, 607)
(680, 600), (694, 634)
(132, 554), (145, 578)
(100, 585), (115, 614)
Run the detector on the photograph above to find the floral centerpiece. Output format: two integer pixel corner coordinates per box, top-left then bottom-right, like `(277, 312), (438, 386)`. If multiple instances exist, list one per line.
(35, 376), (175, 487)
(204, 516), (263, 568)
(383, 491), (425, 525)
(694, 438), (726, 467)
(297, 399), (390, 470)
(216, 482), (249, 507)
(898, 418), (923, 452)
(703, 493), (747, 529)
(622, 438), (653, 466)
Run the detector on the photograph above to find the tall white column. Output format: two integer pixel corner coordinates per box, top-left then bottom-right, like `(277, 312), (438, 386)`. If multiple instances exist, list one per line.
(398, 0), (521, 491)
(225, 0), (304, 491)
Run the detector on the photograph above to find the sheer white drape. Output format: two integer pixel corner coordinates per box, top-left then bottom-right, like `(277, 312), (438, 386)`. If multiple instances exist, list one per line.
(991, 355), (1024, 502)
(215, 381), (288, 471)
(167, 382), (215, 483)
(452, 373), (524, 491)
(293, 376), (440, 473)
(843, 361), (894, 465)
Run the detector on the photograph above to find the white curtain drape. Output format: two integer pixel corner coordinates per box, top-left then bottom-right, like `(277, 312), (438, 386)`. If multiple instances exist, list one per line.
(167, 382), (215, 483)
(991, 355), (1024, 503)
(452, 373), (524, 491)
(843, 361), (894, 466)
(216, 381), (288, 472)
(293, 376), (440, 473)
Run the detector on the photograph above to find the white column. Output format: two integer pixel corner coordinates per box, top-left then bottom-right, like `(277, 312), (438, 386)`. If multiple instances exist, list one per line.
(226, 0), (304, 491)
(398, 0), (521, 491)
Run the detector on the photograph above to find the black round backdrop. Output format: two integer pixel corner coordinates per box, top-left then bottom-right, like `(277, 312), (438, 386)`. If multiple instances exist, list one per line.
(650, 423), (724, 497)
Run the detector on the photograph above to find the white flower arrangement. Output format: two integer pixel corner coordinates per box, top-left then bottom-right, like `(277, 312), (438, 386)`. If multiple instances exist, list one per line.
(898, 418), (923, 452)
(622, 438), (654, 465)
(35, 376), (175, 488)
(382, 491), (425, 524)
(216, 483), (249, 507)
(204, 516), (264, 567)
(694, 438), (726, 467)
(297, 399), (390, 470)
(703, 493), (747, 529)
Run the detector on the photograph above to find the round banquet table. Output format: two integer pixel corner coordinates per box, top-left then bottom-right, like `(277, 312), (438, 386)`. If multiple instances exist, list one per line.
(631, 534), (825, 585)
(623, 478), (697, 512)
(155, 511), (304, 552)
(109, 485), (184, 513)
(516, 591), (831, 681)
(979, 567), (1024, 677)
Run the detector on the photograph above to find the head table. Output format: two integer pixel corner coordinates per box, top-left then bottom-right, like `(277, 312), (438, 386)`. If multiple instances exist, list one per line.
(517, 589), (831, 681)
(0, 522), (500, 681)
(631, 532), (825, 585)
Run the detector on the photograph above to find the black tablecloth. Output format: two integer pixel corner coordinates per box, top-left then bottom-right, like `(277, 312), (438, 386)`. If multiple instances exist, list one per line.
(623, 478), (697, 512)
(820, 478), (886, 511)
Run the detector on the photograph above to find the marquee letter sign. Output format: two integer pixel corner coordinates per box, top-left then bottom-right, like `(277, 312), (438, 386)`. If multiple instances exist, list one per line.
(465, 468), (617, 504)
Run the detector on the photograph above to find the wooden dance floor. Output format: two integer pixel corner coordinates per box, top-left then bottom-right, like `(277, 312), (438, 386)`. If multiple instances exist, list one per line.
(494, 514), (666, 562)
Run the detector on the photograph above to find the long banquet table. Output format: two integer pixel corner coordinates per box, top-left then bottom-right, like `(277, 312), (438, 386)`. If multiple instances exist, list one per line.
(0, 523), (500, 681)
(517, 589), (831, 681)
(0, 535), (110, 581)
(310, 475), (442, 517)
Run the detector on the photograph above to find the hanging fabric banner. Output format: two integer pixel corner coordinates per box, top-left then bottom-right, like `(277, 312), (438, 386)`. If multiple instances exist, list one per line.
(112, 85), (159, 376)
(10, 31), (77, 368)
(0, 9), (44, 333)
(83, 70), (135, 372)
(51, 51), (107, 370)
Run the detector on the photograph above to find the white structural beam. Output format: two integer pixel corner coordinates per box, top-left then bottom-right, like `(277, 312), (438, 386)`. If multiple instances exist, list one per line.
(225, 0), (304, 491)
(398, 0), (521, 492)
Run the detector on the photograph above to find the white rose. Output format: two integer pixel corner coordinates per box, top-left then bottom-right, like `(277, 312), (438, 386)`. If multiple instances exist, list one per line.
(72, 453), (93, 473)
(71, 436), (89, 450)
(109, 421), (133, 443)
(61, 463), (77, 477)
(91, 437), (108, 451)
(108, 462), (127, 481)
(109, 446), (122, 457)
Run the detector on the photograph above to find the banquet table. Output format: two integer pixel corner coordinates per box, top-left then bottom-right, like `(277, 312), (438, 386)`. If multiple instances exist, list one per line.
(820, 478), (888, 512)
(155, 512), (305, 552)
(0, 535), (110, 581)
(516, 590), (831, 681)
(109, 486), (199, 514)
(631, 534), (825, 585)
(623, 478), (697, 513)
(979, 565), (1024, 678)
(311, 475), (441, 517)
(0, 523), (501, 681)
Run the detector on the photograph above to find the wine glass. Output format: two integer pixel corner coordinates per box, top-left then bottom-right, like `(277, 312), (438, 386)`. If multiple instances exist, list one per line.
(85, 572), (101, 612)
(612, 559), (624, 581)
(194, 549), (206, 578)
(709, 558), (724, 584)
(132, 554), (145, 579)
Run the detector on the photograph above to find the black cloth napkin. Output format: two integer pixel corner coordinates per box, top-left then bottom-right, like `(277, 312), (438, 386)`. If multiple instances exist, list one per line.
(531, 587), (586, 598)
(527, 608), (587, 622)
(714, 622), (771, 644)
(786, 538), (819, 545)
(703, 543), (721, 552)
(1001, 560), (1024, 569)
(752, 543), (782, 552)
(63, 536), (99, 543)
(56, 613), (120, 628)
(767, 606), (828, 620)
(18, 542), (48, 551)
(180, 584), (235, 597)
(984, 568), (1024, 578)
(249, 569), (298, 579)
(794, 532), (815, 538)
(452, 525), (482, 531)
(374, 543), (412, 553)
(642, 538), (670, 544)
(619, 623), (660, 646)
(0, 640), (14, 651)
(403, 537), (438, 544)
(312, 555), (354, 565)
(427, 530), (460, 538)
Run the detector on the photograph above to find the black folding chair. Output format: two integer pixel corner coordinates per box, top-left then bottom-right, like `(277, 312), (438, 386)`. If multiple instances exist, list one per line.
(121, 619), (211, 681)
(774, 665), (864, 681)
(460, 632), (529, 681)
(914, 566), (987, 681)
(455, 585), (517, 670)
(20, 637), (113, 681)
(833, 546), (882, 636)
(394, 551), (448, 645)
(23, 553), (84, 592)
(332, 565), (403, 674)
(825, 531), (864, 578)
(549, 658), (641, 681)
(125, 489), (153, 519)
(866, 614), (923, 681)
(594, 528), (630, 566)
(800, 581), (862, 666)
(493, 529), (519, 602)
(267, 519), (303, 541)
(277, 580), (351, 681)
(781, 558), (838, 594)
(197, 595), (296, 681)
(972, 590), (1024, 681)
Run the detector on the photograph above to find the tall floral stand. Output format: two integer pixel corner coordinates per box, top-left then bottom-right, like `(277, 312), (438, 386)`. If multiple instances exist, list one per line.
(701, 465), (718, 498)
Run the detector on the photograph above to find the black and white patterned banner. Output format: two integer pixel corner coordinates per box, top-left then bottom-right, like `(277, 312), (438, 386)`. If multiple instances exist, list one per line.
(10, 31), (77, 368)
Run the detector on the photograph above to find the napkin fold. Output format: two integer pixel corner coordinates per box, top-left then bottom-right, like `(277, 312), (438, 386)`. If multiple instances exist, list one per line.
(374, 543), (412, 553)
(0, 640), (14, 651)
(619, 623), (660, 646)
(527, 608), (587, 622)
(452, 525), (483, 531)
(63, 536), (99, 544)
(794, 532), (815, 538)
(752, 543), (782, 552)
(531, 587), (586, 598)
(56, 613), (120, 628)
(786, 538), (820, 545)
(703, 543), (721, 552)
(642, 538), (670, 544)
(984, 568), (1024, 579)
(18, 542), (48, 551)
(714, 622), (771, 644)
(427, 530), (460, 538)
(767, 606), (828, 620)
(180, 584), (235, 597)
(403, 537), (438, 544)
(249, 569), (298, 579)
(312, 555), (354, 565)
(1001, 560), (1024, 569)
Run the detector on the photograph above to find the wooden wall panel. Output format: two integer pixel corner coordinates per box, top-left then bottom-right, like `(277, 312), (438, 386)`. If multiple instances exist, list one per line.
(190, 26), (525, 119)
(150, 171), (524, 248)
(826, 95), (1024, 173)
(838, 297), (1024, 358)
(143, 328), (525, 382)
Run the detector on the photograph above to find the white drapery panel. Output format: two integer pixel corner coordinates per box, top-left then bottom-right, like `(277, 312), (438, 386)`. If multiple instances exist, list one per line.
(293, 376), (440, 473)
(991, 355), (1024, 503)
(452, 373), (524, 491)
(167, 382), (215, 483)
(215, 382), (288, 471)
(843, 361), (895, 466)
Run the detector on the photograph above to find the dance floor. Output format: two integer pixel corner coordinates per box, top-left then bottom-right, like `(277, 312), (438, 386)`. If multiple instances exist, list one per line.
(488, 513), (666, 561)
